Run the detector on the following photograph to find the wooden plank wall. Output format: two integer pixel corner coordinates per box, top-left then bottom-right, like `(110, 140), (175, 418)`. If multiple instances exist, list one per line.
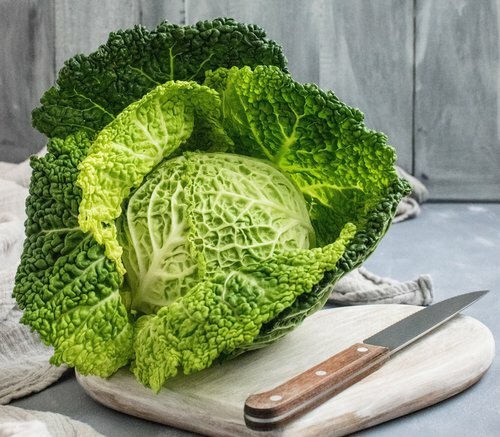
(0, 0), (498, 200)
(0, 0), (55, 163)
(414, 0), (500, 200)
(317, 0), (414, 173)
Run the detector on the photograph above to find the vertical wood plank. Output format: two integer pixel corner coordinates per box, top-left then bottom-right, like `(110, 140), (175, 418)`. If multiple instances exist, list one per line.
(415, 0), (500, 200)
(138, 0), (185, 29)
(185, 0), (322, 84)
(319, 0), (414, 171)
(54, 0), (143, 71)
(0, 0), (55, 162)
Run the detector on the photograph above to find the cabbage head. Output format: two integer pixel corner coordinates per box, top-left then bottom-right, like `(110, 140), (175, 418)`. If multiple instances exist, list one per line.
(13, 18), (410, 392)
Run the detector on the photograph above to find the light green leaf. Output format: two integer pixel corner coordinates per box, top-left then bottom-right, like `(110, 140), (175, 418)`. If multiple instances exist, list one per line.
(132, 223), (355, 392)
(77, 82), (232, 275)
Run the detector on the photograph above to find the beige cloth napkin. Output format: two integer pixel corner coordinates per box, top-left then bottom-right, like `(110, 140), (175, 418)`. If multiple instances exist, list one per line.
(0, 164), (69, 407)
(0, 152), (431, 435)
(0, 405), (104, 437)
(394, 166), (429, 223)
(330, 267), (433, 306)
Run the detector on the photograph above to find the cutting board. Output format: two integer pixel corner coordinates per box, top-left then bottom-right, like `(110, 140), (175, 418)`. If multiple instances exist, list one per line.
(77, 305), (494, 436)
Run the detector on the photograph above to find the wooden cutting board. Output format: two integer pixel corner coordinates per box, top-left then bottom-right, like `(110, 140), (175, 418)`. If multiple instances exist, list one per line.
(77, 304), (494, 436)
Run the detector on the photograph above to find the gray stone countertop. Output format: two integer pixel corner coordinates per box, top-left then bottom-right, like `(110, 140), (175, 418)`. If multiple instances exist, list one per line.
(11, 203), (500, 436)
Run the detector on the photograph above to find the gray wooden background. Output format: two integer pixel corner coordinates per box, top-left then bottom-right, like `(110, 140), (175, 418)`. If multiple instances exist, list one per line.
(1, 0), (498, 200)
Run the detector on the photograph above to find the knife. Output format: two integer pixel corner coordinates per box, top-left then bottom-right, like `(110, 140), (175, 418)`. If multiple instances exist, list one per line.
(244, 290), (488, 431)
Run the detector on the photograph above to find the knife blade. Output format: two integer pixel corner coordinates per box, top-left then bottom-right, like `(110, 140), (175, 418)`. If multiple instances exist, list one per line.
(244, 290), (488, 431)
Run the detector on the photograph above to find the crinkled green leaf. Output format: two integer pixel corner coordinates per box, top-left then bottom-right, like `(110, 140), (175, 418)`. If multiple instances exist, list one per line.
(117, 152), (315, 315)
(133, 223), (355, 392)
(32, 18), (287, 140)
(13, 132), (133, 376)
(77, 81), (232, 275)
(206, 65), (403, 245)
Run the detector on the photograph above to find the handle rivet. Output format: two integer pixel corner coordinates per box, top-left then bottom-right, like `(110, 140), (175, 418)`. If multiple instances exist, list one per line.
(269, 395), (282, 401)
(315, 370), (327, 376)
(357, 347), (369, 353)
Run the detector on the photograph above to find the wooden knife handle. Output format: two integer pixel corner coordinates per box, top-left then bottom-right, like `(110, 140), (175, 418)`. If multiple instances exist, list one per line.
(244, 343), (390, 431)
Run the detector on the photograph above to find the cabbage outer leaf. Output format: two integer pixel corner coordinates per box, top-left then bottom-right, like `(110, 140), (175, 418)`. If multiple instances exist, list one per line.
(206, 66), (400, 245)
(13, 133), (133, 376)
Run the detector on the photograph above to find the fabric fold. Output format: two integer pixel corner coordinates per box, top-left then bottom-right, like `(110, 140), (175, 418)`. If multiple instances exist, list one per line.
(0, 405), (104, 437)
(0, 314), (69, 406)
(393, 166), (429, 223)
(329, 267), (433, 306)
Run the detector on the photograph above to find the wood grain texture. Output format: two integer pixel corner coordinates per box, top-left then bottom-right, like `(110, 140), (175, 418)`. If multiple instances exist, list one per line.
(77, 305), (495, 437)
(138, 0), (185, 29)
(0, 0), (55, 162)
(54, 0), (141, 71)
(319, 0), (414, 171)
(414, 0), (500, 200)
(185, 0), (322, 83)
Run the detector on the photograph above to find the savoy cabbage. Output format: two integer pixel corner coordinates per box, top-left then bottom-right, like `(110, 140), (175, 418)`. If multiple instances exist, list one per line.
(14, 18), (410, 392)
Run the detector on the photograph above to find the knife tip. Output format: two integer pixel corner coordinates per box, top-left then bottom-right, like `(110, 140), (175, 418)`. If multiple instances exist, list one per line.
(466, 289), (489, 302)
